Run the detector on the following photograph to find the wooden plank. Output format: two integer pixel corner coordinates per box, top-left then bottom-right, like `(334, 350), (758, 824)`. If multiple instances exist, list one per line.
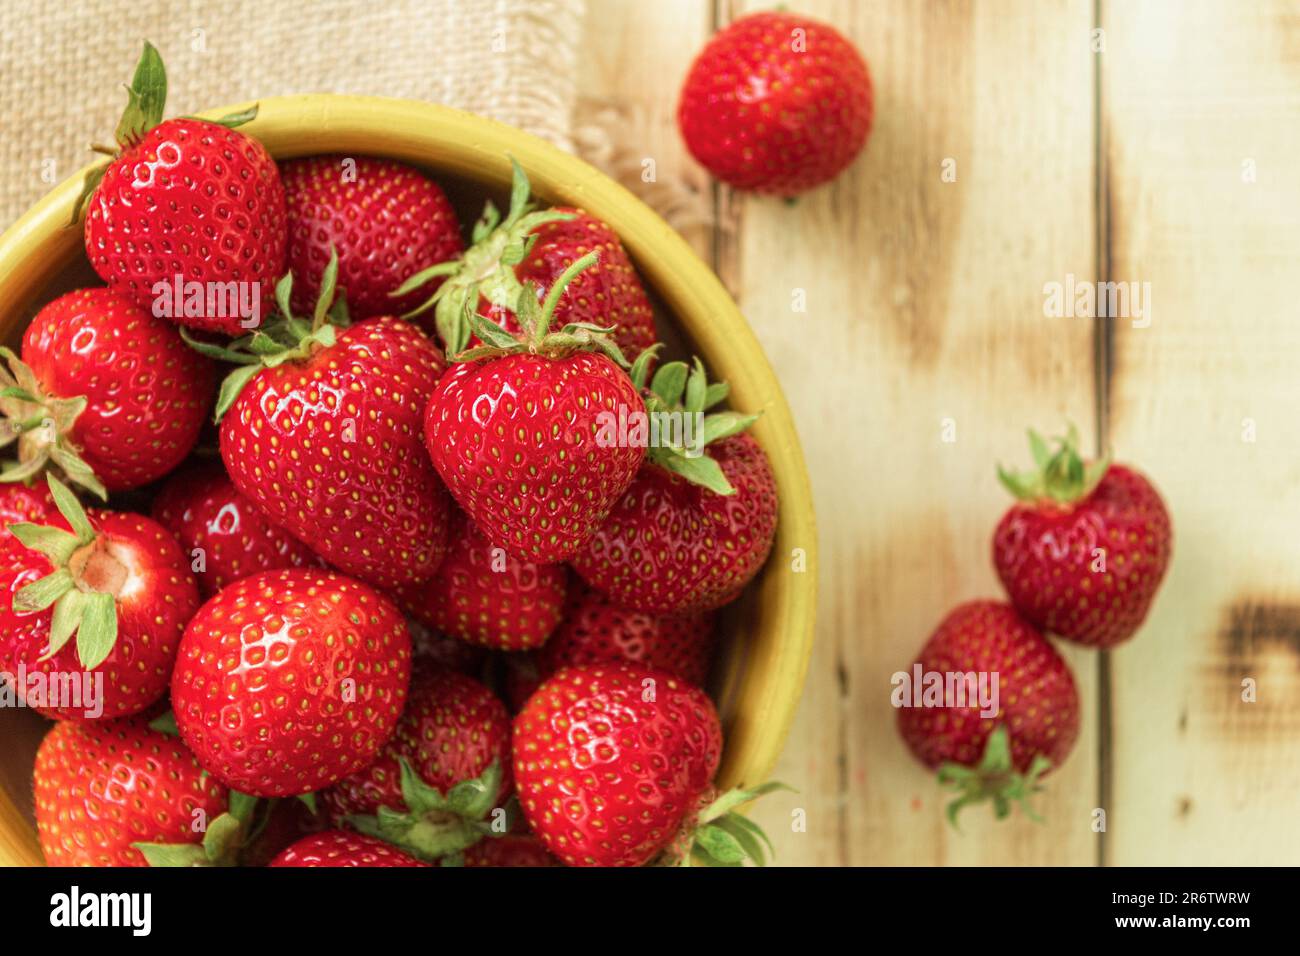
(726, 0), (1100, 865)
(1102, 0), (1300, 865)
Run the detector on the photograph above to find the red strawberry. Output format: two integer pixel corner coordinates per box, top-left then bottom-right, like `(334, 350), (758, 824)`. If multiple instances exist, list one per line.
(677, 11), (873, 196)
(464, 833), (557, 867)
(993, 428), (1173, 648)
(393, 510), (567, 651)
(0, 482), (55, 529)
(538, 580), (715, 684)
(0, 476), (199, 720)
(80, 44), (286, 335)
(400, 160), (656, 362)
(238, 792), (330, 868)
(0, 287), (213, 497)
(269, 830), (428, 868)
(34, 717), (229, 866)
(151, 461), (322, 598)
(895, 600), (1080, 823)
(326, 666), (513, 861)
(170, 567), (412, 797)
(424, 253), (646, 563)
(514, 662), (779, 867)
(572, 359), (777, 614)
(281, 155), (464, 319)
(204, 252), (451, 590)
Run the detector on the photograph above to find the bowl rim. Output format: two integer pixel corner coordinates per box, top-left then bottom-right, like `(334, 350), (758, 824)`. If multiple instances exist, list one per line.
(0, 94), (817, 867)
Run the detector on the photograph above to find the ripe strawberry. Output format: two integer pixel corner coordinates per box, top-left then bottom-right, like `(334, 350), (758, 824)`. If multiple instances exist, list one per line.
(170, 567), (412, 797)
(571, 358), (777, 614)
(281, 155), (464, 319)
(464, 833), (557, 867)
(201, 251), (452, 590)
(393, 510), (567, 651)
(399, 160), (656, 361)
(895, 600), (1080, 823)
(993, 427), (1173, 648)
(270, 830), (429, 867)
(0, 482), (54, 529)
(678, 11), (873, 196)
(424, 253), (646, 563)
(327, 668), (512, 863)
(79, 43), (286, 335)
(514, 662), (780, 867)
(0, 287), (213, 497)
(34, 717), (229, 866)
(0, 476), (199, 720)
(538, 580), (716, 684)
(151, 461), (322, 598)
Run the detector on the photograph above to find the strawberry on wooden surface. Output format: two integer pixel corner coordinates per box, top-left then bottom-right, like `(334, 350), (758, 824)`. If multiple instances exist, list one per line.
(1, 287), (213, 497)
(79, 43), (286, 335)
(993, 427), (1173, 648)
(0, 476), (199, 720)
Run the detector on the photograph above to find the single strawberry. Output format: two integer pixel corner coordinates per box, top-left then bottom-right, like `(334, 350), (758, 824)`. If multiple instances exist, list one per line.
(0, 287), (214, 497)
(0, 482), (55, 529)
(151, 461), (322, 597)
(993, 427), (1173, 648)
(0, 475), (199, 720)
(79, 43), (286, 334)
(398, 160), (656, 361)
(281, 155), (464, 319)
(195, 250), (452, 589)
(677, 11), (874, 196)
(34, 717), (232, 866)
(170, 567), (412, 797)
(514, 662), (781, 867)
(424, 252), (647, 563)
(571, 356), (777, 614)
(269, 830), (429, 867)
(895, 600), (1080, 823)
(538, 580), (715, 684)
(393, 510), (567, 651)
(463, 833), (558, 867)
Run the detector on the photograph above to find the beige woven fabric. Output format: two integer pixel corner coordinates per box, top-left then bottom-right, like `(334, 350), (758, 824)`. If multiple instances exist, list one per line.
(0, 0), (582, 227)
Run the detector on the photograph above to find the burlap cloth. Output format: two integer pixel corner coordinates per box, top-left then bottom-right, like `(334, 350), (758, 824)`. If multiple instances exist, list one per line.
(0, 0), (583, 228)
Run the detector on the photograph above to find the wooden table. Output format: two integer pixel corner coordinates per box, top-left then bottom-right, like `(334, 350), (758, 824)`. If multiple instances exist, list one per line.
(582, 0), (1300, 865)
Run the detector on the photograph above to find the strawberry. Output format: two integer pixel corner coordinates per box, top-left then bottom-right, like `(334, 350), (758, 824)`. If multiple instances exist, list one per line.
(0, 482), (55, 529)
(196, 250), (452, 590)
(269, 830), (429, 867)
(463, 833), (557, 867)
(993, 427), (1173, 648)
(538, 580), (716, 684)
(151, 461), (322, 598)
(281, 155), (464, 319)
(79, 43), (286, 335)
(34, 717), (232, 866)
(0, 476), (199, 720)
(398, 160), (656, 362)
(423, 252), (647, 563)
(895, 600), (1080, 823)
(513, 662), (781, 867)
(571, 357), (777, 614)
(393, 509), (567, 651)
(0, 287), (213, 497)
(170, 567), (412, 797)
(677, 11), (873, 196)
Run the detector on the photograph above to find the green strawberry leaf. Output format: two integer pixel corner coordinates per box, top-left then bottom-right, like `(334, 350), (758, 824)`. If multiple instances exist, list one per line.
(133, 842), (208, 867)
(75, 592), (118, 670)
(114, 41), (168, 147)
(149, 711), (180, 736)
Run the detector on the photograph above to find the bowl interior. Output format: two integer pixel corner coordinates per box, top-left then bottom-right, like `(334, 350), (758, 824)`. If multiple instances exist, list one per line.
(0, 95), (817, 866)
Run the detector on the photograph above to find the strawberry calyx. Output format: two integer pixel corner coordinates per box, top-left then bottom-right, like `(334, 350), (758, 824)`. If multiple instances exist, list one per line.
(346, 758), (514, 864)
(997, 424), (1112, 506)
(394, 157), (576, 356)
(444, 251), (631, 367)
(7, 475), (130, 670)
(937, 725), (1052, 828)
(71, 41), (259, 226)
(182, 248), (349, 420)
(133, 789), (262, 867)
(628, 350), (759, 496)
(659, 781), (790, 867)
(0, 348), (108, 500)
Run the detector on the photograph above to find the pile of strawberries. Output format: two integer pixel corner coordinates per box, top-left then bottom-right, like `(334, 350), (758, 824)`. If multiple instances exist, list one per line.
(7, 43), (783, 868)
(895, 427), (1174, 823)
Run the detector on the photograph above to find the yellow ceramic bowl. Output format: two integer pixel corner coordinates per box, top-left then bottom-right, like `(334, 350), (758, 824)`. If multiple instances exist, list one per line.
(0, 95), (817, 867)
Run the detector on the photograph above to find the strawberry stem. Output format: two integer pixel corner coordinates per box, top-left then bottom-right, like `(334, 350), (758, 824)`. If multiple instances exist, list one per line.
(938, 725), (1052, 828)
